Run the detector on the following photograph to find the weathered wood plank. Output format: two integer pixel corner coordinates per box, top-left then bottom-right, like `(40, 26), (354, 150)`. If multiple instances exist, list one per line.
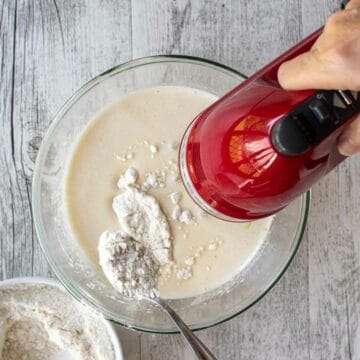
(300, 1), (360, 359)
(132, 0), (309, 75)
(0, 0), (22, 279)
(306, 160), (360, 360)
(114, 325), (141, 360)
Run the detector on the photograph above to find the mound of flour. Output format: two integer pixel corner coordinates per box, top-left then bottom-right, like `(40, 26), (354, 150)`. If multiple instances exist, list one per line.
(98, 166), (173, 299)
(112, 186), (171, 265)
(98, 230), (159, 299)
(0, 283), (115, 360)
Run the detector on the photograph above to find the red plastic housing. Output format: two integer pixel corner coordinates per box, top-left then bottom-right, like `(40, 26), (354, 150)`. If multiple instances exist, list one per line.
(181, 28), (349, 221)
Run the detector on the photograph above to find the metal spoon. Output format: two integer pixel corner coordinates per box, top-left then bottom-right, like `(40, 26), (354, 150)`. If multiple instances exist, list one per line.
(98, 231), (216, 358)
(152, 296), (217, 360)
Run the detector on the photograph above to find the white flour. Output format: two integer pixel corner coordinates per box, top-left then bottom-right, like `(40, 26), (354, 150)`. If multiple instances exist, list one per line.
(98, 167), (174, 299)
(141, 171), (166, 191)
(112, 186), (172, 265)
(117, 167), (138, 188)
(0, 284), (114, 360)
(98, 230), (159, 298)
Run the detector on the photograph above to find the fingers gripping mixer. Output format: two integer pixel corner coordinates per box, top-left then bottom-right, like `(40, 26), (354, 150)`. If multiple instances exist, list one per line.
(179, 28), (360, 222)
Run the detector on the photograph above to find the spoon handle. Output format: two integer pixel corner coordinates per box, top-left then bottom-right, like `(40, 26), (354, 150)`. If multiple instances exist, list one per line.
(155, 297), (217, 360)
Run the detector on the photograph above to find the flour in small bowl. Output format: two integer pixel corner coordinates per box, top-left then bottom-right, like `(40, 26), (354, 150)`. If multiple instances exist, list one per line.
(0, 283), (115, 360)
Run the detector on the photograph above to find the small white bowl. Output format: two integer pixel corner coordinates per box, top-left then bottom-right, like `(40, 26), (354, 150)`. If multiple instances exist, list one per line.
(0, 276), (123, 360)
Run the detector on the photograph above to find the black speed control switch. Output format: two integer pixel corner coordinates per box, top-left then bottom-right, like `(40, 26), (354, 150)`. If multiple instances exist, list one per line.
(309, 99), (331, 125)
(271, 95), (333, 156)
(271, 90), (360, 157)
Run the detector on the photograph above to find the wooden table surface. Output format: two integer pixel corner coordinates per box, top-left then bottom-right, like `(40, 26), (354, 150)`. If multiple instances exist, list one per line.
(1, 1), (360, 359)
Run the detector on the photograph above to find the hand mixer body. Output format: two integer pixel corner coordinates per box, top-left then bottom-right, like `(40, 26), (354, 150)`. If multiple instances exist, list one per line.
(180, 29), (360, 221)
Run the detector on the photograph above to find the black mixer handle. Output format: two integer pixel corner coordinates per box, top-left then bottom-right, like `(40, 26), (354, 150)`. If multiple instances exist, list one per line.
(271, 90), (360, 157)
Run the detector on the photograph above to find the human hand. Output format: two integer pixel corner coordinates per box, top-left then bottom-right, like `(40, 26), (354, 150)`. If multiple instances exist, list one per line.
(278, 0), (360, 156)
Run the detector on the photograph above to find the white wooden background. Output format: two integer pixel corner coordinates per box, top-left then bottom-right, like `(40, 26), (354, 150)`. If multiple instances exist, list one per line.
(1, 1), (360, 359)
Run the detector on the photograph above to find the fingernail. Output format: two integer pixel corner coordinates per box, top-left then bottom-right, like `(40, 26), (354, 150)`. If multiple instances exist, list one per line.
(338, 136), (359, 156)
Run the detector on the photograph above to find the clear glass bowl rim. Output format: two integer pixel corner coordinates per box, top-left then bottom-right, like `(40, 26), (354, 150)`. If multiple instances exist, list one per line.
(32, 55), (311, 333)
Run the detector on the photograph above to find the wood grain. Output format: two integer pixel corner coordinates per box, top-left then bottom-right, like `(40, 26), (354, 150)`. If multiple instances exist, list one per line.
(302, 2), (360, 359)
(1, 0), (359, 359)
(0, 0), (17, 279)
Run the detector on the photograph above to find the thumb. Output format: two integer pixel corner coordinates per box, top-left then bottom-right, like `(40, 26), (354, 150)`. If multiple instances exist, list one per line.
(338, 115), (360, 156)
(278, 51), (336, 90)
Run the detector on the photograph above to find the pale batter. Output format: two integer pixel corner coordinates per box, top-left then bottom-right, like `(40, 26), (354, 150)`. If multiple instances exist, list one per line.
(65, 86), (272, 299)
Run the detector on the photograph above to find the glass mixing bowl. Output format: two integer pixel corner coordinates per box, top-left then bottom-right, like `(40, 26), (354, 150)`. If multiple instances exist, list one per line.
(33, 56), (310, 333)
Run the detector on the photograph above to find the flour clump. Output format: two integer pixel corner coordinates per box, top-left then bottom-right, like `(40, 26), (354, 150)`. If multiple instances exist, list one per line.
(112, 186), (172, 264)
(99, 168), (174, 299)
(98, 230), (160, 299)
(117, 167), (139, 188)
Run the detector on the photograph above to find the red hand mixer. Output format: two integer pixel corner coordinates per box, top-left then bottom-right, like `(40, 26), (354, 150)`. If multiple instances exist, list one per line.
(179, 28), (360, 222)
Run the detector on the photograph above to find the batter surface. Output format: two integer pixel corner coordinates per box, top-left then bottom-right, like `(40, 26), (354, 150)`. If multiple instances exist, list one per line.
(65, 86), (272, 299)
